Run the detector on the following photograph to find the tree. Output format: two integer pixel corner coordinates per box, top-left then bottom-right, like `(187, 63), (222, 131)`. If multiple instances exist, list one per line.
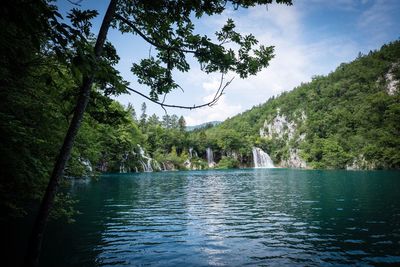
(178, 116), (186, 132)
(162, 114), (171, 128)
(23, 1), (120, 266)
(139, 102), (147, 128)
(147, 114), (161, 127)
(21, 0), (293, 265)
(127, 103), (137, 122)
(170, 114), (179, 129)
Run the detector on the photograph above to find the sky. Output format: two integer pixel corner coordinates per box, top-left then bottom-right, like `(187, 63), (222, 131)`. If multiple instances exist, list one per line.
(57, 0), (400, 126)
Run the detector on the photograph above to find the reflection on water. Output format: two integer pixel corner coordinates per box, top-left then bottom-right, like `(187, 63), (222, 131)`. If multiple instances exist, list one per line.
(39, 169), (400, 266)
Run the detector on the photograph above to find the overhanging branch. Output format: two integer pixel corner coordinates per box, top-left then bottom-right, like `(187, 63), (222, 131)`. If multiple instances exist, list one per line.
(124, 74), (234, 111)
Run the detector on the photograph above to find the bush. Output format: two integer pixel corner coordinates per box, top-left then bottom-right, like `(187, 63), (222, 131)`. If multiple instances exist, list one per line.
(217, 156), (240, 169)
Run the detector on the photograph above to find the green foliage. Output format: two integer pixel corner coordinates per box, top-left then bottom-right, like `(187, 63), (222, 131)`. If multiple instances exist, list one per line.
(50, 192), (79, 224)
(191, 158), (209, 170)
(163, 146), (185, 170)
(124, 0), (293, 100)
(217, 156), (240, 169)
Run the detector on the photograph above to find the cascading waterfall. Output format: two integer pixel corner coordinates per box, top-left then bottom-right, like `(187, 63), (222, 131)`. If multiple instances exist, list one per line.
(79, 158), (93, 172)
(119, 152), (129, 173)
(79, 157), (93, 176)
(252, 147), (275, 168)
(138, 145), (153, 172)
(189, 147), (193, 158)
(119, 163), (126, 173)
(139, 161), (146, 172)
(206, 147), (216, 167)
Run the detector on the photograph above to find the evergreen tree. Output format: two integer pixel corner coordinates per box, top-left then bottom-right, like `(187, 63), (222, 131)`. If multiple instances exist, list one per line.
(127, 103), (137, 122)
(139, 102), (147, 129)
(178, 116), (186, 132)
(162, 114), (171, 128)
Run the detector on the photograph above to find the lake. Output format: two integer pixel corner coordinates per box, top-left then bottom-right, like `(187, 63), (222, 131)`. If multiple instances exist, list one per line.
(38, 169), (400, 266)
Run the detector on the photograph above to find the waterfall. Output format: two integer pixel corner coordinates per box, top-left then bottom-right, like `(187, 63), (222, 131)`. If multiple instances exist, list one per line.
(119, 151), (129, 173)
(139, 160), (146, 172)
(189, 148), (198, 158)
(252, 147), (275, 168)
(119, 163), (126, 173)
(206, 147), (216, 167)
(79, 158), (93, 172)
(138, 145), (153, 172)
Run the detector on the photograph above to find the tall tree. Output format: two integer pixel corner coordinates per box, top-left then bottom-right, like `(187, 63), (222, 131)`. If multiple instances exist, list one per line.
(24, 1), (119, 266)
(170, 114), (179, 129)
(127, 103), (137, 122)
(162, 114), (171, 128)
(147, 114), (161, 127)
(139, 102), (147, 128)
(178, 116), (186, 132)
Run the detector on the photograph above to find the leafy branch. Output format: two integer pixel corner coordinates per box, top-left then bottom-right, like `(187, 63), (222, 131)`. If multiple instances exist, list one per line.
(125, 74), (234, 113)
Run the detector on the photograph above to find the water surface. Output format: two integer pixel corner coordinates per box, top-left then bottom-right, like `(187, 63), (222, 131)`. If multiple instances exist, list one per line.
(40, 169), (400, 266)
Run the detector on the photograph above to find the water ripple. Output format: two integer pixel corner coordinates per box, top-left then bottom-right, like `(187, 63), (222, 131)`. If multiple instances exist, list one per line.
(39, 169), (400, 266)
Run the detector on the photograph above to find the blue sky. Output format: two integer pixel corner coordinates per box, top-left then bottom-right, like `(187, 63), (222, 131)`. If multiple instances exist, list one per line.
(57, 0), (400, 125)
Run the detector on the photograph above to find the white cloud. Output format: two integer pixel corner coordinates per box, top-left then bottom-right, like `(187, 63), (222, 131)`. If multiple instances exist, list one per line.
(184, 78), (242, 126)
(184, 95), (242, 125)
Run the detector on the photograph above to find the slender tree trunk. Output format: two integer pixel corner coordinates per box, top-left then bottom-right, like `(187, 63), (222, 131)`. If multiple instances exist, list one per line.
(23, 1), (118, 266)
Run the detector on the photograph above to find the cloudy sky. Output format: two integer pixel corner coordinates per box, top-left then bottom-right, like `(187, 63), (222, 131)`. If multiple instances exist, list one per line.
(58, 0), (400, 125)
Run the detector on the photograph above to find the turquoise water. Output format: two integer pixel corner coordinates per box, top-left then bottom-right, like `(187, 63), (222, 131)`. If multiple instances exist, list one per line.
(39, 169), (400, 266)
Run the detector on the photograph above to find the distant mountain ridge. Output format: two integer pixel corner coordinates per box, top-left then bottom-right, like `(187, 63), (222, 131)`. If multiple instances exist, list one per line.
(186, 121), (221, 131)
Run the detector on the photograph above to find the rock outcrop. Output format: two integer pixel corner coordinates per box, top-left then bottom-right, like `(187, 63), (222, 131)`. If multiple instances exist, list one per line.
(280, 149), (307, 168)
(385, 63), (399, 96)
(259, 109), (308, 168)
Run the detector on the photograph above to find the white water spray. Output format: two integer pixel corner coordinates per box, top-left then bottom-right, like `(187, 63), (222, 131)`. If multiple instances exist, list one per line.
(206, 147), (216, 167)
(252, 147), (275, 168)
(138, 145), (153, 172)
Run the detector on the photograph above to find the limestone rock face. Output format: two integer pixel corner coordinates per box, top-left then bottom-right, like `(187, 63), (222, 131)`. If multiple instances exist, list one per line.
(280, 149), (307, 168)
(259, 109), (308, 168)
(260, 114), (297, 140)
(385, 63), (399, 96)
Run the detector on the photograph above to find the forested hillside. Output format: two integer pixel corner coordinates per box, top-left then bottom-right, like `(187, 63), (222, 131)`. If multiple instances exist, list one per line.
(207, 41), (400, 169)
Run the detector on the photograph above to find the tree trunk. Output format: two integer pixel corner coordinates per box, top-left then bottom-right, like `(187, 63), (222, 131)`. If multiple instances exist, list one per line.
(23, 1), (118, 266)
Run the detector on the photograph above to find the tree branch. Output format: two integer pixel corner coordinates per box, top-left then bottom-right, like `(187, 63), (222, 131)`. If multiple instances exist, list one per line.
(116, 14), (196, 54)
(67, 0), (83, 6)
(124, 75), (234, 110)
